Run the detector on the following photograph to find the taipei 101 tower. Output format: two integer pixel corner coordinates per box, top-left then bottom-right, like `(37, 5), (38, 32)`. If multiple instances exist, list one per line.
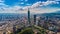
(28, 9), (31, 25)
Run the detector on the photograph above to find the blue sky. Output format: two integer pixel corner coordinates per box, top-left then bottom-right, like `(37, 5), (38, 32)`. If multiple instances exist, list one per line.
(4, 0), (47, 6)
(0, 0), (60, 14)
(4, 0), (60, 7)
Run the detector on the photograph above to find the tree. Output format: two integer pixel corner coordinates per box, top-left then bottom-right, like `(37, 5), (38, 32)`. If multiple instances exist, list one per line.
(18, 28), (34, 34)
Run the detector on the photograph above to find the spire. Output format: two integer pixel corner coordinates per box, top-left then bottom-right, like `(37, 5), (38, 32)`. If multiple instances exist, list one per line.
(28, 8), (30, 12)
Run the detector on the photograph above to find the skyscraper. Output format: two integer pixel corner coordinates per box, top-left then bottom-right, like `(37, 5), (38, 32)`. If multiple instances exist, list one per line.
(28, 9), (31, 24)
(34, 15), (36, 25)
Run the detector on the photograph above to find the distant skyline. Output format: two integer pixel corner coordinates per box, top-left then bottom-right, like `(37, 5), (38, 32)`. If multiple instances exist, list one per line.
(0, 0), (60, 14)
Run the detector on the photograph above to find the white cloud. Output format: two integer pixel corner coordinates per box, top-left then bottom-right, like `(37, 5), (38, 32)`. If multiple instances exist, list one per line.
(0, 5), (28, 13)
(20, 1), (59, 9)
(26, 3), (31, 6)
(0, 0), (27, 13)
(0, 0), (4, 2)
(55, 0), (60, 1)
(20, 2), (24, 4)
(0, 6), (60, 14)
(0, 0), (5, 5)
(29, 1), (59, 8)
(0, 0), (60, 14)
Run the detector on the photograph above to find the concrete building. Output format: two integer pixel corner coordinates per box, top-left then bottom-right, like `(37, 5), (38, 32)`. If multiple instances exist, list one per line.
(34, 15), (36, 25)
(28, 9), (31, 26)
